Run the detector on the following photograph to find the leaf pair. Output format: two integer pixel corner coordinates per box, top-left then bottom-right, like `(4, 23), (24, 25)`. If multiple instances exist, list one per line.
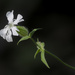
(34, 40), (50, 69)
(17, 26), (40, 44)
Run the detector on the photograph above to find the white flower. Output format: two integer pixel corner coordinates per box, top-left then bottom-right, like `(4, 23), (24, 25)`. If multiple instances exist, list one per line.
(0, 10), (24, 42)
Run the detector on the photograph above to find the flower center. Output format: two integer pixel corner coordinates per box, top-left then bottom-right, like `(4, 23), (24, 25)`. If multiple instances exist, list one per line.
(9, 23), (14, 28)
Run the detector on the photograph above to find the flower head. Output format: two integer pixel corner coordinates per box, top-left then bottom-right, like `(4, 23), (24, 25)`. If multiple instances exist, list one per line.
(0, 10), (24, 42)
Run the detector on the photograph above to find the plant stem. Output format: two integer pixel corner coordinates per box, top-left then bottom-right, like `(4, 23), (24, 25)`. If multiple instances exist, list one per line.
(45, 50), (75, 70)
(30, 37), (75, 70)
(30, 37), (41, 48)
(30, 38), (37, 46)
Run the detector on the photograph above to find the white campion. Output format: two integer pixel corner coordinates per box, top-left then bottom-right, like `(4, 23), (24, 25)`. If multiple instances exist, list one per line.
(0, 10), (24, 42)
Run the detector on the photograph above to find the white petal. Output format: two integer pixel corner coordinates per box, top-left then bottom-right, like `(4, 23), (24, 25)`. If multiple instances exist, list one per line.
(6, 30), (13, 42)
(6, 10), (14, 24)
(13, 14), (24, 25)
(0, 26), (9, 39)
(11, 26), (19, 36)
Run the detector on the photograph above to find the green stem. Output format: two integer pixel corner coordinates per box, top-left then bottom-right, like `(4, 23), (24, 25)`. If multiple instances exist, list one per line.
(45, 50), (75, 70)
(30, 37), (75, 70)
(30, 38), (41, 48)
(30, 38), (37, 46)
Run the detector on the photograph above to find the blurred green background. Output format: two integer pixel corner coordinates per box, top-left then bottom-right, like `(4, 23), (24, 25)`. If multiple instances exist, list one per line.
(0, 0), (75, 75)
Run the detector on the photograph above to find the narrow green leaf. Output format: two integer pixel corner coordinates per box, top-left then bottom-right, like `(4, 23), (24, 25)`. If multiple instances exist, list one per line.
(34, 49), (40, 59)
(29, 28), (41, 37)
(41, 50), (50, 69)
(17, 36), (30, 45)
(17, 26), (28, 37)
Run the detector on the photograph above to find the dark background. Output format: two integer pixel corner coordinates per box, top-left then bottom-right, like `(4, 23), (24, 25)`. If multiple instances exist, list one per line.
(0, 0), (75, 75)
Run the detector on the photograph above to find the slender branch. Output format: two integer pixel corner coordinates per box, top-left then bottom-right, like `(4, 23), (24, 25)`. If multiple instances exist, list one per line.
(30, 37), (75, 70)
(45, 50), (75, 70)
